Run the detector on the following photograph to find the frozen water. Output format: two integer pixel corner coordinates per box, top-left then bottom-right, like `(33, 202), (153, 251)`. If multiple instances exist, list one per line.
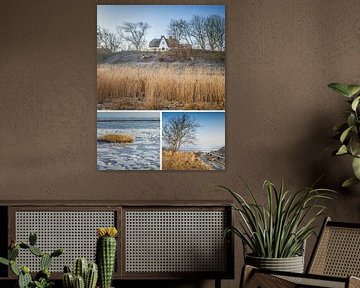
(97, 120), (160, 170)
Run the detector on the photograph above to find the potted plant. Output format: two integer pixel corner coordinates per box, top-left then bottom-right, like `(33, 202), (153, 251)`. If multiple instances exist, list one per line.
(220, 179), (334, 273)
(0, 232), (63, 288)
(328, 83), (360, 187)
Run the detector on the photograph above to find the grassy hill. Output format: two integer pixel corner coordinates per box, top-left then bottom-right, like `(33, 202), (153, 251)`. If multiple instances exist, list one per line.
(97, 49), (225, 66)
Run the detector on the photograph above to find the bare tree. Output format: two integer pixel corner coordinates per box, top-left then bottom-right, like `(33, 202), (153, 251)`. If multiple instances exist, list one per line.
(97, 25), (103, 49)
(97, 25), (120, 52)
(167, 15), (225, 51)
(189, 15), (207, 50)
(168, 19), (183, 44)
(205, 15), (225, 51)
(168, 19), (193, 46)
(163, 114), (199, 151)
(120, 21), (150, 51)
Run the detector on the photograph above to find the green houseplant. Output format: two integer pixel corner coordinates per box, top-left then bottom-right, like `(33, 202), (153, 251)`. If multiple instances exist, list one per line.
(0, 232), (63, 288)
(220, 179), (334, 272)
(328, 83), (360, 187)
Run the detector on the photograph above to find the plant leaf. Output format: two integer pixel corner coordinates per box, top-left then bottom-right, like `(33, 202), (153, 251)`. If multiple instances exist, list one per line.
(336, 145), (348, 155)
(352, 157), (360, 179)
(347, 85), (360, 97)
(351, 96), (360, 111)
(221, 178), (335, 258)
(340, 126), (353, 143)
(347, 114), (356, 130)
(328, 83), (351, 97)
(349, 135), (360, 156)
(0, 257), (9, 266)
(342, 177), (360, 188)
(10, 261), (20, 276)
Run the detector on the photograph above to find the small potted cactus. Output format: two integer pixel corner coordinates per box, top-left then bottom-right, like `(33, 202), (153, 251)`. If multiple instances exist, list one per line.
(0, 232), (64, 288)
(62, 258), (98, 288)
(96, 227), (118, 288)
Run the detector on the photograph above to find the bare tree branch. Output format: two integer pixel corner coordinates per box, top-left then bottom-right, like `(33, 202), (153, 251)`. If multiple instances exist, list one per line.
(97, 25), (120, 52)
(163, 114), (200, 151)
(168, 19), (193, 46)
(120, 21), (150, 51)
(190, 15), (207, 50)
(205, 15), (225, 51)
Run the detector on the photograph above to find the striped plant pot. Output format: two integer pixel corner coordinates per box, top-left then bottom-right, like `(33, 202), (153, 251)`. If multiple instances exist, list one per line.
(245, 254), (305, 273)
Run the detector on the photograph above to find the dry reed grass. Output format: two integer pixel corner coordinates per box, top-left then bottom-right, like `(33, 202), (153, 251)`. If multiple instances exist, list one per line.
(97, 65), (225, 110)
(162, 151), (212, 170)
(97, 134), (134, 143)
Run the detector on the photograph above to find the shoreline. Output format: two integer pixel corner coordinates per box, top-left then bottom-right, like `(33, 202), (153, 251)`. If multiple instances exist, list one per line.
(162, 150), (225, 171)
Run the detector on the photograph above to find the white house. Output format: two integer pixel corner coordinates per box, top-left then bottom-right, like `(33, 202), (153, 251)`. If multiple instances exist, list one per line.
(148, 36), (179, 51)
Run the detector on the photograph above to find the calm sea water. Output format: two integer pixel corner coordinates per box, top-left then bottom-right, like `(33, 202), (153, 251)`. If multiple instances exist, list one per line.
(97, 120), (160, 170)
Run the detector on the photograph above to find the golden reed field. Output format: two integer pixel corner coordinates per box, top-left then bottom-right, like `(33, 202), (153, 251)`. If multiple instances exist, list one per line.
(162, 151), (212, 170)
(97, 134), (134, 143)
(97, 65), (225, 110)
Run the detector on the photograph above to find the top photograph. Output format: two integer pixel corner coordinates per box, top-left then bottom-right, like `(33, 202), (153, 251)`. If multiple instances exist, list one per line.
(97, 5), (225, 110)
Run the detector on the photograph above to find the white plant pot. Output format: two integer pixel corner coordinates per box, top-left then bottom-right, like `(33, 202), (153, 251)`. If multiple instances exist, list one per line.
(245, 254), (305, 273)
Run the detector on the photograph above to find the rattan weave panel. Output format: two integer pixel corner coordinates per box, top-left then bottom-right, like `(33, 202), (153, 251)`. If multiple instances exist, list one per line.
(277, 275), (345, 288)
(15, 211), (115, 272)
(310, 226), (360, 277)
(125, 210), (227, 273)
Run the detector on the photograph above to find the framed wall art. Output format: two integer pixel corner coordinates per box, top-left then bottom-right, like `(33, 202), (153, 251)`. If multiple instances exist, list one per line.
(97, 5), (225, 171)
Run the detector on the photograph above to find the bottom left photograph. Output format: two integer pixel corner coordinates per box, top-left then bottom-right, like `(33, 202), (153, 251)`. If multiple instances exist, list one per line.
(97, 111), (161, 170)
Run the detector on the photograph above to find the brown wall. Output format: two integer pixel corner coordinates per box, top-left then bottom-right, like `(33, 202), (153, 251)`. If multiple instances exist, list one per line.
(1, 0), (360, 287)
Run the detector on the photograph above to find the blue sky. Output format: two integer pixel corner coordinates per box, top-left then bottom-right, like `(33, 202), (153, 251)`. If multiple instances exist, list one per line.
(97, 5), (225, 43)
(162, 112), (225, 151)
(97, 111), (160, 120)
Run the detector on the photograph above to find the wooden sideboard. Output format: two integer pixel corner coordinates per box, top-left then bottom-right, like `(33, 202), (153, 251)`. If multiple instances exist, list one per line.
(0, 201), (234, 288)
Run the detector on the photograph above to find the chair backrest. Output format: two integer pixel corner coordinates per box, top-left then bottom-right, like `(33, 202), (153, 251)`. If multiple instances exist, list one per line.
(307, 217), (360, 277)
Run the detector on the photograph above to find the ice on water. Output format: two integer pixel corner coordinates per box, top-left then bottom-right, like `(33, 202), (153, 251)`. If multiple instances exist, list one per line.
(97, 120), (160, 170)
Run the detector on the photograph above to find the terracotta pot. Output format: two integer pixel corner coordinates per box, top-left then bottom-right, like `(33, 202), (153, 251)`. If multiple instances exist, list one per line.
(245, 254), (304, 273)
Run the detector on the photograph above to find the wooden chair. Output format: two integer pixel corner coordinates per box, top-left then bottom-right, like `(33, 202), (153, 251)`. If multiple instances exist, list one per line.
(241, 217), (360, 288)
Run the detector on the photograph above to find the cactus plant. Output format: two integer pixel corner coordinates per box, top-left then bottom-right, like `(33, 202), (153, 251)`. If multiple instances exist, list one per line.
(29, 232), (37, 246)
(35, 268), (50, 282)
(63, 273), (74, 288)
(74, 275), (85, 288)
(40, 254), (52, 270)
(96, 227), (118, 288)
(74, 258), (88, 279)
(19, 268), (32, 288)
(85, 262), (98, 288)
(29, 246), (44, 257)
(0, 232), (63, 288)
(62, 259), (98, 288)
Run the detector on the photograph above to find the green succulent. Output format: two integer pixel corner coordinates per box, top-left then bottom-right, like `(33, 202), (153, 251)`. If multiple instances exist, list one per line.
(329, 82), (360, 187)
(32, 277), (54, 288)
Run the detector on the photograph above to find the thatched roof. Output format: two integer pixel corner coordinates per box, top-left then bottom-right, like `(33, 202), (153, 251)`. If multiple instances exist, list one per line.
(149, 36), (179, 48)
(149, 38), (161, 47)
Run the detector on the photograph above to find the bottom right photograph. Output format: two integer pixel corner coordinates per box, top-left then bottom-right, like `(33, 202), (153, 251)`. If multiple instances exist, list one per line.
(162, 111), (225, 171)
